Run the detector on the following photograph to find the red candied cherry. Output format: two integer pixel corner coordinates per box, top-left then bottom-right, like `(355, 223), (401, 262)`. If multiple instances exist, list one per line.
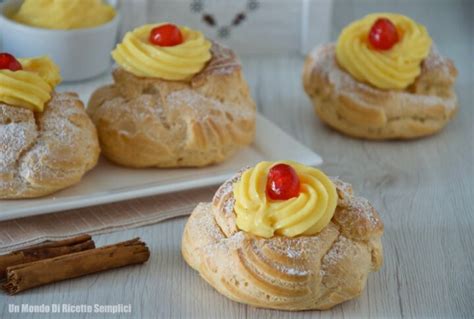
(368, 18), (400, 50)
(266, 164), (301, 200)
(149, 24), (184, 47)
(0, 53), (22, 71)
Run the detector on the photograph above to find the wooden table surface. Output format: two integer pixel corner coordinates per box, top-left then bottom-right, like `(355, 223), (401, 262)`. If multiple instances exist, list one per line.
(1, 1), (473, 318)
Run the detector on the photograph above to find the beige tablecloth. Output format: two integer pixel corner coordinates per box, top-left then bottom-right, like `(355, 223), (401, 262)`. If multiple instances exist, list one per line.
(0, 186), (216, 254)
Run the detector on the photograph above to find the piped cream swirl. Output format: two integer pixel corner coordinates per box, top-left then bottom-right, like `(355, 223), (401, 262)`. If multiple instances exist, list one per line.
(336, 13), (432, 90)
(233, 161), (337, 238)
(0, 56), (61, 112)
(112, 24), (212, 81)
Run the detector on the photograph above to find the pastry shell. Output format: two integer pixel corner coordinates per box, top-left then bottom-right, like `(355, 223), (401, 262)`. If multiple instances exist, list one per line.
(182, 172), (384, 310)
(303, 44), (458, 139)
(0, 93), (100, 199)
(88, 43), (256, 168)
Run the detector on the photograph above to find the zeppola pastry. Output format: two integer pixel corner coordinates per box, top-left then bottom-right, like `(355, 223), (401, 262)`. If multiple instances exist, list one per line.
(182, 161), (383, 310)
(88, 23), (256, 168)
(0, 54), (100, 199)
(303, 13), (458, 139)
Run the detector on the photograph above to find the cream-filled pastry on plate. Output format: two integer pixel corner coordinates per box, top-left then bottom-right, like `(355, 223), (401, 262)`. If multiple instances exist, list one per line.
(88, 23), (256, 168)
(303, 13), (458, 139)
(0, 53), (100, 199)
(182, 161), (383, 310)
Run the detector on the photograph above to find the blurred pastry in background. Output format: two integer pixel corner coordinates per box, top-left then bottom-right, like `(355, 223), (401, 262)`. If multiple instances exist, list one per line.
(0, 53), (100, 199)
(88, 23), (256, 168)
(303, 13), (458, 140)
(182, 161), (384, 310)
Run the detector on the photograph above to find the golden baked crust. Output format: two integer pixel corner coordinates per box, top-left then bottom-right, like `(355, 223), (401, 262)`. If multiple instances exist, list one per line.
(182, 172), (383, 310)
(303, 43), (458, 139)
(0, 93), (100, 199)
(88, 43), (256, 168)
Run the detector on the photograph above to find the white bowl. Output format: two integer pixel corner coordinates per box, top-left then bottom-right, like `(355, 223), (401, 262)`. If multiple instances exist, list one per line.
(0, 0), (120, 82)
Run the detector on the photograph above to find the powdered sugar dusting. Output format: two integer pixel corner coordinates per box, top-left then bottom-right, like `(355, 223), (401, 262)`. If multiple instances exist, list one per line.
(193, 42), (241, 82)
(0, 123), (34, 171)
(251, 240), (310, 276)
(322, 235), (350, 267)
(201, 230), (246, 259)
(224, 231), (246, 249)
(192, 203), (226, 242)
(422, 45), (451, 74)
(348, 197), (379, 226)
(223, 197), (236, 216)
(270, 259), (309, 276)
(332, 177), (353, 206)
(285, 246), (303, 259)
(284, 267), (309, 276)
(213, 172), (240, 205)
(0, 105), (37, 194)
(331, 177), (382, 240)
(166, 89), (254, 123)
(0, 93), (99, 197)
(265, 236), (307, 259)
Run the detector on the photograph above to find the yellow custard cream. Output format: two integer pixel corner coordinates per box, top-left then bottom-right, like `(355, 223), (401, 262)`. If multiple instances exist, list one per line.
(336, 13), (432, 90)
(233, 161), (338, 238)
(12, 0), (116, 30)
(112, 24), (212, 81)
(0, 57), (61, 112)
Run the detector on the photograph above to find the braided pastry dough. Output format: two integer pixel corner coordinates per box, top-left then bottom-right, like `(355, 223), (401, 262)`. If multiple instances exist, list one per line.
(182, 172), (383, 310)
(303, 44), (458, 139)
(88, 43), (256, 168)
(0, 93), (100, 199)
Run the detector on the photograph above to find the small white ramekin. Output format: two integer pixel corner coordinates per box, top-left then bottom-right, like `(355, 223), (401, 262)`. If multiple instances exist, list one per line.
(0, 0), (120, 82)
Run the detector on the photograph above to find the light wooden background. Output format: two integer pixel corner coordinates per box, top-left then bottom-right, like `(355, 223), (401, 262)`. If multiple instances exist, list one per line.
(1, 0), (473, 318)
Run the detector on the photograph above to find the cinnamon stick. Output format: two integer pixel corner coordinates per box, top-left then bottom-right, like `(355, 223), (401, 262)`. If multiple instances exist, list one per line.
(3, 238), (150, 295)
(0, 235), (95, 281)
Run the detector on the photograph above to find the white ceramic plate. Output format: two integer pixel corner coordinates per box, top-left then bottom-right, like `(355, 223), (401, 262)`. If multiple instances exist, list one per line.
(0, 114), (322, 222)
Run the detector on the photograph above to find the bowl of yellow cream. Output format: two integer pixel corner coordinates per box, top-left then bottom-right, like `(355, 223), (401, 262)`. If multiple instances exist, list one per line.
(0, 0), (120, 81)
